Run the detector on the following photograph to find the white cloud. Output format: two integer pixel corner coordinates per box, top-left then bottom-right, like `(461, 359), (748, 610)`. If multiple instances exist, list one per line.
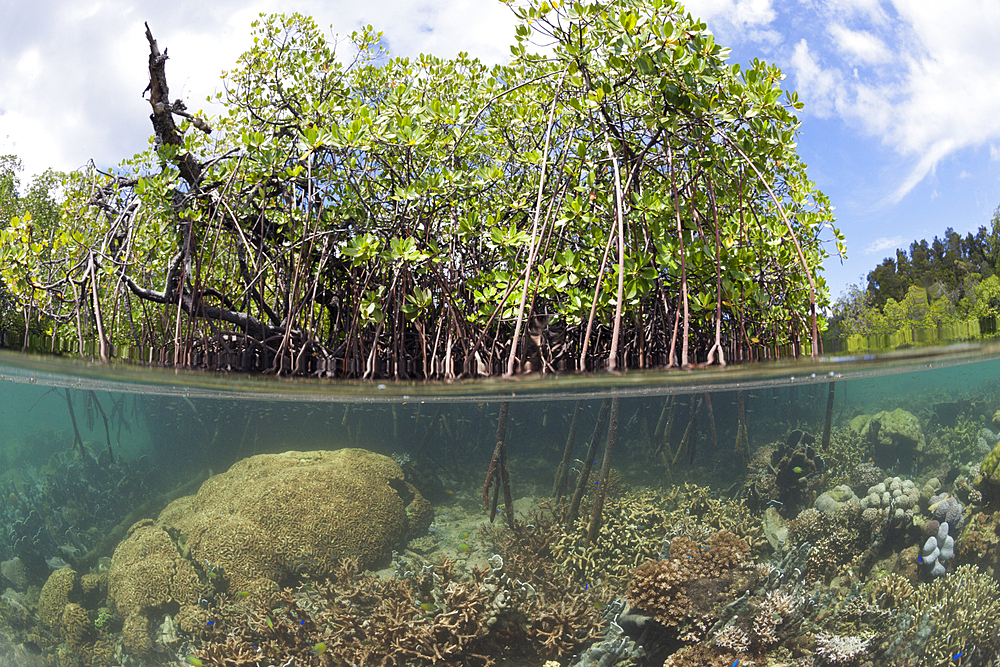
(789, 39), (845, 118)
(686, 0), (777, 28)
(823, 0), (890, 25)
(828, 23), (891, 65)
(0, 0), (516, 180)
(685, 0), (782, 48)
(865, 235), (905, 254)
(783, 0), (1000, 202)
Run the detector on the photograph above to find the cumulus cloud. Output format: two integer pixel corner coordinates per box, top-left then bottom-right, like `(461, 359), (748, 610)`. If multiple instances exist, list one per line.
(0, 0), (516, 180)
(686, 0), (782, 47)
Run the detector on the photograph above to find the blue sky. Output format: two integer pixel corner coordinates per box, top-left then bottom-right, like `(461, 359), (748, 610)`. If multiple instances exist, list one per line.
(1, 0), (999, 302)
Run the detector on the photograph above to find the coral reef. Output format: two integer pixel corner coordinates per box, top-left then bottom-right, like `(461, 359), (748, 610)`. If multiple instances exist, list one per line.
(625, 530), (754, 643)
(107, 519), (206, 620)
(906, 564), (1000, 664)
(770, 430), (825, 516)
(38, 568), (80, 632)
(109, 449), (430, 620)
(814, 485), (856, 515)
(858, 408), (925, 465)
(921, 521), (955, 577)
(549, 485), (765, 587)
(193, 553), (601, 667)
(859, 476), (919, 524)
(850, 462), (886, 491)
(0, 558), (28, 592)
(814, 631), (869, 665)
(928, 492), (963, 527)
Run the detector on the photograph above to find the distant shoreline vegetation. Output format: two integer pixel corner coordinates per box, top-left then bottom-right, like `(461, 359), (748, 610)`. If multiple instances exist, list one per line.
(0, 0), (844, 378)
(828, 213), (1000, 353)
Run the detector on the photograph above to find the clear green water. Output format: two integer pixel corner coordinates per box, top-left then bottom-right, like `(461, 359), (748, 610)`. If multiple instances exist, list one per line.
(2, 345), (1000, 666)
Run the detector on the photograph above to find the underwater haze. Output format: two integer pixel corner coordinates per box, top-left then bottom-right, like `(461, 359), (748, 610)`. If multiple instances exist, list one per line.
(1, 347), (1000, 666)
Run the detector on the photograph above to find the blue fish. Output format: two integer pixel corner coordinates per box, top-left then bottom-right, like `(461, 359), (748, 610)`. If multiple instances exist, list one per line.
(730, 661), (739, 667)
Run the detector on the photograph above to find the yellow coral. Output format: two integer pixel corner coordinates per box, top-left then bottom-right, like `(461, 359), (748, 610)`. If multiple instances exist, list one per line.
(109, 448), (432, 634)
(108, 521), (206, 618)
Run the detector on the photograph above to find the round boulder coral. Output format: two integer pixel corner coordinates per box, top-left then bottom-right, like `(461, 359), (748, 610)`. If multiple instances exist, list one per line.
(110, 449), (432, 622)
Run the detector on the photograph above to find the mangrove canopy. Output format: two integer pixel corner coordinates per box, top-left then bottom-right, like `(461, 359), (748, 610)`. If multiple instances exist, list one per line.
(0, 0), (844, 378)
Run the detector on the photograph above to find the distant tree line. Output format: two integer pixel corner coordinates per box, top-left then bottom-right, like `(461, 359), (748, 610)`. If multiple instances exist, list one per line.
(829, 208), (1000, 345)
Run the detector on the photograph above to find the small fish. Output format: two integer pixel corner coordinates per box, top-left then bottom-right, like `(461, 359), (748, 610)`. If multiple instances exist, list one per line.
(792, 466), (803, 474)
(420, 603), (438, 612)
(730, 661), (739, 667)
(954, 653), (963, 659)
(207, 571), (218, 580)
(187, 658), (204, 667)
(457, 543), (471, 553)
(236, 591), (251, 600)
(593, 600), (606, 611)
(458, 531), (470, 539)
(206, 620), (215, 627)
(312, 642), (327, 655)
(445, 490), (455, 495)
(265, 616), (274, 630)
(19, 641), (41, 655)
(45, 556), (70, 570)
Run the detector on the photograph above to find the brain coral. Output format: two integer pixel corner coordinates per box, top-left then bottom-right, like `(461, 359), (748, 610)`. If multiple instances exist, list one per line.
(109, 449), (432, 621)
(38, 567), (80, 632)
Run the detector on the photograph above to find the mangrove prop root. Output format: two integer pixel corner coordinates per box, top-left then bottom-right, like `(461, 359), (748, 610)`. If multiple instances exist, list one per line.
(735, 389), (750, 465)
(821, 381), (835, 451)
(568, 398), (611, 525)
(672, 397), (703, 467)
(703, 392), (717, 451)
(587, 396), (618, 545)
(88, 390), (115, 463)
(483, 402), (515, 530)
(553, 400), (583, 501)
(64, 390), (85, 455)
